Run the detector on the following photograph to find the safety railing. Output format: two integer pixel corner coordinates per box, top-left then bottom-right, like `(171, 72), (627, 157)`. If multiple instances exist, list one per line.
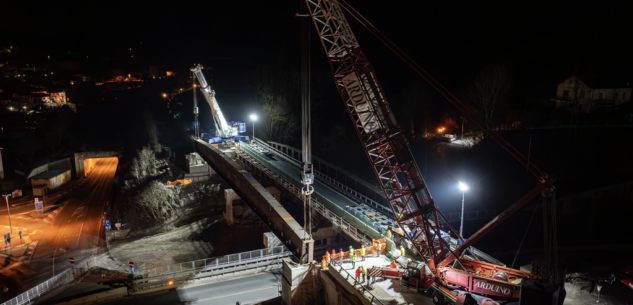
(253, 139), (392, 215)
(143, 246), (289, 278)
(1, 254), (98, 305)
(328, 260), (386, 305)
(237, 144), (372, 246)
(134, 246), (291, 291)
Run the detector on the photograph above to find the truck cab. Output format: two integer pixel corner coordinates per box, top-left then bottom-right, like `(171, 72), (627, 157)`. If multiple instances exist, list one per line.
(401, 261), (432, 292)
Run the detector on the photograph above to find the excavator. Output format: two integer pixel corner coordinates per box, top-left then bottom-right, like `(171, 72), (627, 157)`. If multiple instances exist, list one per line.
(303, 0), (564, 304)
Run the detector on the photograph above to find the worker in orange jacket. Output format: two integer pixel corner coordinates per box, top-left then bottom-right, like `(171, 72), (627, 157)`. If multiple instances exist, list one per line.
(339, 248), (344, 266)
(387, 230), (392, 239)
(325, 251), (331, 262)
(355, 267), (362, 282)
(331, 250), (336, 264)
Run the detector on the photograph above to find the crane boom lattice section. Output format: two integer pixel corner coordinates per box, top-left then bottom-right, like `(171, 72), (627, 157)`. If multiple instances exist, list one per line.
(305, 0), (456, 265)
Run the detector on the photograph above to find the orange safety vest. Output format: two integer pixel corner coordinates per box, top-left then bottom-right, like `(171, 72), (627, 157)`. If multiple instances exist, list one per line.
(387, 230), (392, 238)
(325, 251), (331, 260)
(356, 268), (362, 277)
(332, 250), (336, 258)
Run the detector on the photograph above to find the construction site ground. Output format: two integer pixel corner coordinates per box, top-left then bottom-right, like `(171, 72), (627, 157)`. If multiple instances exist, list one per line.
(108, 179), (269, 271)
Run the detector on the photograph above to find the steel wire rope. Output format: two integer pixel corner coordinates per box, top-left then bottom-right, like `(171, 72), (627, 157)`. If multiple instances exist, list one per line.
(335, 0), (548, 183)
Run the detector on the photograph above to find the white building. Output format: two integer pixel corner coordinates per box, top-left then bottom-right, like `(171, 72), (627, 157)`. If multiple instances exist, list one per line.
(552, 75), (632, 113)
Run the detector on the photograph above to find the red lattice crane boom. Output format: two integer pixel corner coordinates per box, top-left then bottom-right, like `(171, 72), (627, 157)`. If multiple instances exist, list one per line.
(304, 0), (559, 301)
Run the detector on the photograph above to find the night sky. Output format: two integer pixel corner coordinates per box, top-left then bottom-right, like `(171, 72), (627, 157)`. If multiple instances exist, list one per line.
(5, 1), (632, 122)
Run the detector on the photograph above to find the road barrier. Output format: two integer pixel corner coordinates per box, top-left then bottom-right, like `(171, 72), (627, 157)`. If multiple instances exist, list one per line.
(1, 254), (98, 305)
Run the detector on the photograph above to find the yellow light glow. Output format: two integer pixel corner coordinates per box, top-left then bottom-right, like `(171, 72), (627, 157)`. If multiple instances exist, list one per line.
(163, 93), (167, 97)
(168, 281), (174, 286)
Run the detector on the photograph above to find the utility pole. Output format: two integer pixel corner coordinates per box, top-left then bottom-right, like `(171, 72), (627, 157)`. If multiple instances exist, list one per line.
(2, 195), (12, 233)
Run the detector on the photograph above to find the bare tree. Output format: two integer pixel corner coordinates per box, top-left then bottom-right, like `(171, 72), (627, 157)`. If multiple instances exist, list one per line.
(247, 65), (300, 142)
(467, 65), (512, 129)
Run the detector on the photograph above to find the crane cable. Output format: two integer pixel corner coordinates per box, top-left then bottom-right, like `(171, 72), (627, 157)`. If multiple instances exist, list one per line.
(335, 0), (548, 183)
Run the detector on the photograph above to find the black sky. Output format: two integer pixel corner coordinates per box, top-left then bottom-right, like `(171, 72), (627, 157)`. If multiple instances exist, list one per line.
(4, 0), (632, 121)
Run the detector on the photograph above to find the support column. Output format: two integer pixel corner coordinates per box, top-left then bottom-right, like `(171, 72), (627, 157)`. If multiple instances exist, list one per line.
(225, 189), (240, 226)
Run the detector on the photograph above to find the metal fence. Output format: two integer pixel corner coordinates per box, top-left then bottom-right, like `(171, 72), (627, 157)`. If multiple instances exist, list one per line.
(2, 255), (98, 305)
(328, 260), (385, 305)
(144, 246), (289, 278)
(237, 144), (372, 245)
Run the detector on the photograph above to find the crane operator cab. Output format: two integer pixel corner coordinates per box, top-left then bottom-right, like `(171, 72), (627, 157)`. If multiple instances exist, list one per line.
(401, 261), (433, 292)
(220, 139), (236, 149)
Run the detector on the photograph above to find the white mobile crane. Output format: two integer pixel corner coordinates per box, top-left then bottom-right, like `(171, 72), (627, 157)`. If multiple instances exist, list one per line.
(191, 64), (246, 149)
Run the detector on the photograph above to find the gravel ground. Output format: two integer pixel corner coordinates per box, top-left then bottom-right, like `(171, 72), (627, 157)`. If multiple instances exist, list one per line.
(108, 216), (222, 270)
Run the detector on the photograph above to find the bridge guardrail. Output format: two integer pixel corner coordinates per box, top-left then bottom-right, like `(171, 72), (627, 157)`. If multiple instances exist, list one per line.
(237, 144), (373, 246)
(133, 246), (291, 291)
(253, 139), (392, 216)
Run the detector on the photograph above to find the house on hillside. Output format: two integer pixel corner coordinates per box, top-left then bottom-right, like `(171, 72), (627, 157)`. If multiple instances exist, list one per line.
(552, 75), (632, 113)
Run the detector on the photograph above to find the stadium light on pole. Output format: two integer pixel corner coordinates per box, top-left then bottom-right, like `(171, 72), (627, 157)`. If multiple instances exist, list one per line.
(250, 114), (257, 141)
(458, 182), (468, 238)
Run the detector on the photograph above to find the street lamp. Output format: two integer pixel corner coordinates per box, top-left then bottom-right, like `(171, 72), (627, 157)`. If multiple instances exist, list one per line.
(2, 195), (12, 234)
(458, 182), (468, 238)
(250, 114), (257, 140)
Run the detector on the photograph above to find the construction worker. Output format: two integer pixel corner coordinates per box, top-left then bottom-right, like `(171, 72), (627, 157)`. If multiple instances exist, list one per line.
(322, 257), (328, 269)
(339, 248), (344, 266)
(361, 266), (367, 283)
(400, 245), (405, 257)
(387, 229), (392, 240)
(351, 253), (357, 269)
(355, 267), (362, 282)
(390, 259), (397, 269)
(349, 245), (354, 257)
(360, 245), (365, 261)
(325, 250), (331, 262)
(331, 250), (336, 264)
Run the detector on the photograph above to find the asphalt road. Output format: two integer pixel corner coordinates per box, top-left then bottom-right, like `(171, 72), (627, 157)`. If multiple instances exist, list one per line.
(0, 157), (118, 296)
(100, 272), (282, 305)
